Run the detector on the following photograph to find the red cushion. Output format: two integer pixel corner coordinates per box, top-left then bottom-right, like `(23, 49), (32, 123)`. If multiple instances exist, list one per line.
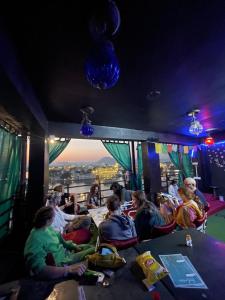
(152, 220), (176, 236)
(63, 228), (91, 244)
(193, 213), (207, 227)
(101, 237), (138, 250)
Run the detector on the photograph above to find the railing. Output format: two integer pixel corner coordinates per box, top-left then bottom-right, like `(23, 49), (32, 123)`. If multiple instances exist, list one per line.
(49, 178), (126, 206)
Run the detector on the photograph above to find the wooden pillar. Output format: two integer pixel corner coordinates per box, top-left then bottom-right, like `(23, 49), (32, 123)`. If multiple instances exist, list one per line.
(197, 147), (212, 193)
(26, 133), (49, 230)
(130, 141), (137, 190)
(142, 142), (161, 199)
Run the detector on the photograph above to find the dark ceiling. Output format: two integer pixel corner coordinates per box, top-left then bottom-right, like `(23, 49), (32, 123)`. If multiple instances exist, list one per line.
(4, 0), (225, 137)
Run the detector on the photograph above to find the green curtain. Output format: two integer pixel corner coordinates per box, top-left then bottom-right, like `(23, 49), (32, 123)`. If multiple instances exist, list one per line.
(0, 128), (22, 239)
(49, 140), (70, 164)
(137, 144), (143, 190)
(102, 141), (135, 188)
(168, 151), (183, 187)
(182, 153), (194, 178)
(102, 142), (132, 170)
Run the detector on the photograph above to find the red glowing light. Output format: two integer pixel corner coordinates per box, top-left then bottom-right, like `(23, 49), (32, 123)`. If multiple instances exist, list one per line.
(204, 136), (215, 145)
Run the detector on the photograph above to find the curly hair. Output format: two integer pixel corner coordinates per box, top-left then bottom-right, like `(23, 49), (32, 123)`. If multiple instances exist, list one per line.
(89, 184), (100, 197)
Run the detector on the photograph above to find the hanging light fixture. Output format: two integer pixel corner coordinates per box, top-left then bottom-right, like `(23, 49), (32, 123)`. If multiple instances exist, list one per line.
(188, 109), (203, 136)
(85, 40), (120, 90)
(80, 106), (94, 137)
(85, 0), (121, 90)
(204, 128), (216, 146)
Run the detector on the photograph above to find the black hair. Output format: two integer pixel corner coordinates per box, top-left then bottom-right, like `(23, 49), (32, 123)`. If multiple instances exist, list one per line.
(110, 182), (123, 191)
(33, 206), (54, 229)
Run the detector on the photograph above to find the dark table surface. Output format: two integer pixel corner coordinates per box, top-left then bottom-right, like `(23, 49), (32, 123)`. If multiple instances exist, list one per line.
(135, 229), (225, 300)
(83, 246), (174, 300)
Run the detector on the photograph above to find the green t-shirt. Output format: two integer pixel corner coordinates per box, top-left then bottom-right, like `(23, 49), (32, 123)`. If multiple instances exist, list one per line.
(24, 226), (76, 274)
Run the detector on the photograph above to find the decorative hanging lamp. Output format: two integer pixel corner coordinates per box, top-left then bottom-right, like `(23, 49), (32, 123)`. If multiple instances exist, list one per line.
(85, 0), (120, 90)
(85, 40), (120, 90)
(188, 109), (203, 136)
(80, 106), (95, 137)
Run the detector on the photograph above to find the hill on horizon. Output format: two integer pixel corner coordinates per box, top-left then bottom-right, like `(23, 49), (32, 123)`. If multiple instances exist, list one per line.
(51, 156), (116, 166)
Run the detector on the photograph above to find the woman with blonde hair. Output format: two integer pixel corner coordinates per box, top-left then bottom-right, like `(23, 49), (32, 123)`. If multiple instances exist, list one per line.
(132, 191), (165, 241)
(175, 187), (203, 228)
(156, 193), (176, 224)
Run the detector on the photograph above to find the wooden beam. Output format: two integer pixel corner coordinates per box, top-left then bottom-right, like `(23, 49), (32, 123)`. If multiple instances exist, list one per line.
(49, 121), (200, 145)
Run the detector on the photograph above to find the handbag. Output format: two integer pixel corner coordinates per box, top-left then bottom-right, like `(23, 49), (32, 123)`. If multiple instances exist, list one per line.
(86, 243), (126, 269)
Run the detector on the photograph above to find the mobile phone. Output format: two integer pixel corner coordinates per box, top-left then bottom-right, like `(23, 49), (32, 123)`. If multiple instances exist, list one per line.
(101, 247), (113, 255)
(79, 273), (99, 285)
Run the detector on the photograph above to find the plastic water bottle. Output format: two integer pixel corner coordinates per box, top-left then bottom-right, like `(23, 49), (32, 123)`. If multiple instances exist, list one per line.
(186, 234), (192, 247)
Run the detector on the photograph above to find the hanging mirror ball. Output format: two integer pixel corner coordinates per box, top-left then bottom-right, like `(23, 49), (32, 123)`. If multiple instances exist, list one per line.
(85, 40), (120, 90)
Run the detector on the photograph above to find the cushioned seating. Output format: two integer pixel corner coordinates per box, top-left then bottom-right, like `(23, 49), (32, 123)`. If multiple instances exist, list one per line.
(152, 220), (176, 238)
(100, 236), (138, 250)
(127, 210), (137, 219)
(193, 213), (207, 228)
(63, 228), (91, 244)
(204, 202), (210, 212)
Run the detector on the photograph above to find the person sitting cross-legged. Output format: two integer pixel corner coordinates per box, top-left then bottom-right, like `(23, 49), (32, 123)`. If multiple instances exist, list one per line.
(24, 206), (95, 280)
(98, 195), (137, 242)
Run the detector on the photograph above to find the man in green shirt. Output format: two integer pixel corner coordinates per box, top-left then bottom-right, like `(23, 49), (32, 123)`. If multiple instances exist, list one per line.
(24, 206), (95, 279)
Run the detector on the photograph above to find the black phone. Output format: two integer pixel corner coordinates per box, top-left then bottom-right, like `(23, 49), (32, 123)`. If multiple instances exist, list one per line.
(78, 273), (99, 285)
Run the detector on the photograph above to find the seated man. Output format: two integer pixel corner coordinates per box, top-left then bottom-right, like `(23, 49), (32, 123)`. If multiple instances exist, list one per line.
(51, 184), (77, 214)
(24, 206), (95, 280)
(46, 197), (91, 234)
(98, 195), (137, 242)
(184, 177), (209, 210)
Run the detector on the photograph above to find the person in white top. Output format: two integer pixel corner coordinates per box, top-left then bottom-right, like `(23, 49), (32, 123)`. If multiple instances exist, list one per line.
(46, 198), (91, 234)
(168, 180), (179, 198)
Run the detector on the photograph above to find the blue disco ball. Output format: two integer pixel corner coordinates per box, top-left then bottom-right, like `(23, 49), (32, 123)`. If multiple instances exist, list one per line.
(85, 40), (120, 90)
(80, 123), (94, 137)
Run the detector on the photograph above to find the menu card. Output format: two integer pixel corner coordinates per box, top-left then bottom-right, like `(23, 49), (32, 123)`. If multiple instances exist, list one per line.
(159, 254), (207, 289)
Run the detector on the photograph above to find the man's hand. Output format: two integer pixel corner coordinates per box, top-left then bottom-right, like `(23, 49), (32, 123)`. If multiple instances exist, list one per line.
(68, 263), (87, 276)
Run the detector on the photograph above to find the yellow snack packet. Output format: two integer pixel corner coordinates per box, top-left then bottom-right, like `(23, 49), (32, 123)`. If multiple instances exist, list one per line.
(136, 251), (168, 286)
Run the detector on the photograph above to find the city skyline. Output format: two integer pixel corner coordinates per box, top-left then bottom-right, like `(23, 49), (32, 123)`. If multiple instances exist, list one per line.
(55, 139), (111, 163)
